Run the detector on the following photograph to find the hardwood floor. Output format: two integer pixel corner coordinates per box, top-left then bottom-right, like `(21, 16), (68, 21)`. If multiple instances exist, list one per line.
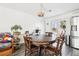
(12, 43), (79, 56)
(0, 48), (13, 56)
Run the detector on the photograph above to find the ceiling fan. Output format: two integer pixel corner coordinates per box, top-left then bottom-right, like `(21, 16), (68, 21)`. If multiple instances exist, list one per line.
(36, 3), (52, 17)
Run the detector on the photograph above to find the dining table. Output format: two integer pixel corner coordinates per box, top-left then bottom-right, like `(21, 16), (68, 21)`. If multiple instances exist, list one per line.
(30, 34), (56, 56)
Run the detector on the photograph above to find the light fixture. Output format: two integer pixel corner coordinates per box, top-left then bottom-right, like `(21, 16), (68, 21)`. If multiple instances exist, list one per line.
(37, 4), (45, 17)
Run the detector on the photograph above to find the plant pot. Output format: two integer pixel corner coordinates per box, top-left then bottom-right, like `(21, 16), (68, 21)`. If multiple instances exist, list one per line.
(63, 25), (66, 29)
(13, 32), (21, 39)
(13, 32), (21, 35)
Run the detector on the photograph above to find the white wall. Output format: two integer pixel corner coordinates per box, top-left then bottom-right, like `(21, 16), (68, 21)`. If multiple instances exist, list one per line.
(1, 5), (79, 36)
(0, 6), (44, 34)
(44, 9), (79, 35)
(43, 10), (79, 56)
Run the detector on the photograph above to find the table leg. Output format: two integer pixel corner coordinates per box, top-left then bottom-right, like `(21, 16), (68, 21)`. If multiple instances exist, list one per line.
(38, 46), (42, 56)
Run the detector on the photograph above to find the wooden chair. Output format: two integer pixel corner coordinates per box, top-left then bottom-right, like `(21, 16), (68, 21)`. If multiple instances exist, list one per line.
(23, 36), (38, 56)
(44, 35), (64, 56)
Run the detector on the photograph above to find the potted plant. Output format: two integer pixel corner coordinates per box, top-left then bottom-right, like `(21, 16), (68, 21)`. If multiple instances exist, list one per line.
(60, 20), (66, 35)
(11, 25), (22, 35)
(11, 25), (22, 49)
(60, 20), (66, 29)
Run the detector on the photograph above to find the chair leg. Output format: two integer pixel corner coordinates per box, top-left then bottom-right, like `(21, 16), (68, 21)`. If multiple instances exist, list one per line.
(60, 52), (62, 56)
(29, 51), (31, 56)
(25, 50), (26, 56)
(43, 48), (46, 56)
(25, 49), (29, 56)
(29, 50), (35, 56)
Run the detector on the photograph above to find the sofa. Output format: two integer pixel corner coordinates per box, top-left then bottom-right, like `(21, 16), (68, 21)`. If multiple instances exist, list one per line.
(0, 32), (14, 56)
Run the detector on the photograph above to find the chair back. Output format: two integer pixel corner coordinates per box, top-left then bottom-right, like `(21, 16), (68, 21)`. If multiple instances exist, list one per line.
(25, 31), (29, 37)
(23, 36), (32, 49)
(56, 35), (64, 51)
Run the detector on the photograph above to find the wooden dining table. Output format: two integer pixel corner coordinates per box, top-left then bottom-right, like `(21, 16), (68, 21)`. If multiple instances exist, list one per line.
(30, 35), (56, 56)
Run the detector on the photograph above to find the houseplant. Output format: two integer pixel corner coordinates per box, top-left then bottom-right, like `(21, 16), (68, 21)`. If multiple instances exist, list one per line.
(11, 25), (22, 35)
(60, 20), (66, 37)
(60, 20), (66, 29)
(11, 25), (22, 49)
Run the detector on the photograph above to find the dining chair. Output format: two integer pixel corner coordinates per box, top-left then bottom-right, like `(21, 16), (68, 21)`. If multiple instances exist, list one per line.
(44, 35), (64, 56)
(24, 31), (29, 37)
(23, 36), (38, 56)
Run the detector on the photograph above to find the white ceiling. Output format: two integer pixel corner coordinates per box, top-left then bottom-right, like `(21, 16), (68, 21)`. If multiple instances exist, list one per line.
(0, 3), (79, 17)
